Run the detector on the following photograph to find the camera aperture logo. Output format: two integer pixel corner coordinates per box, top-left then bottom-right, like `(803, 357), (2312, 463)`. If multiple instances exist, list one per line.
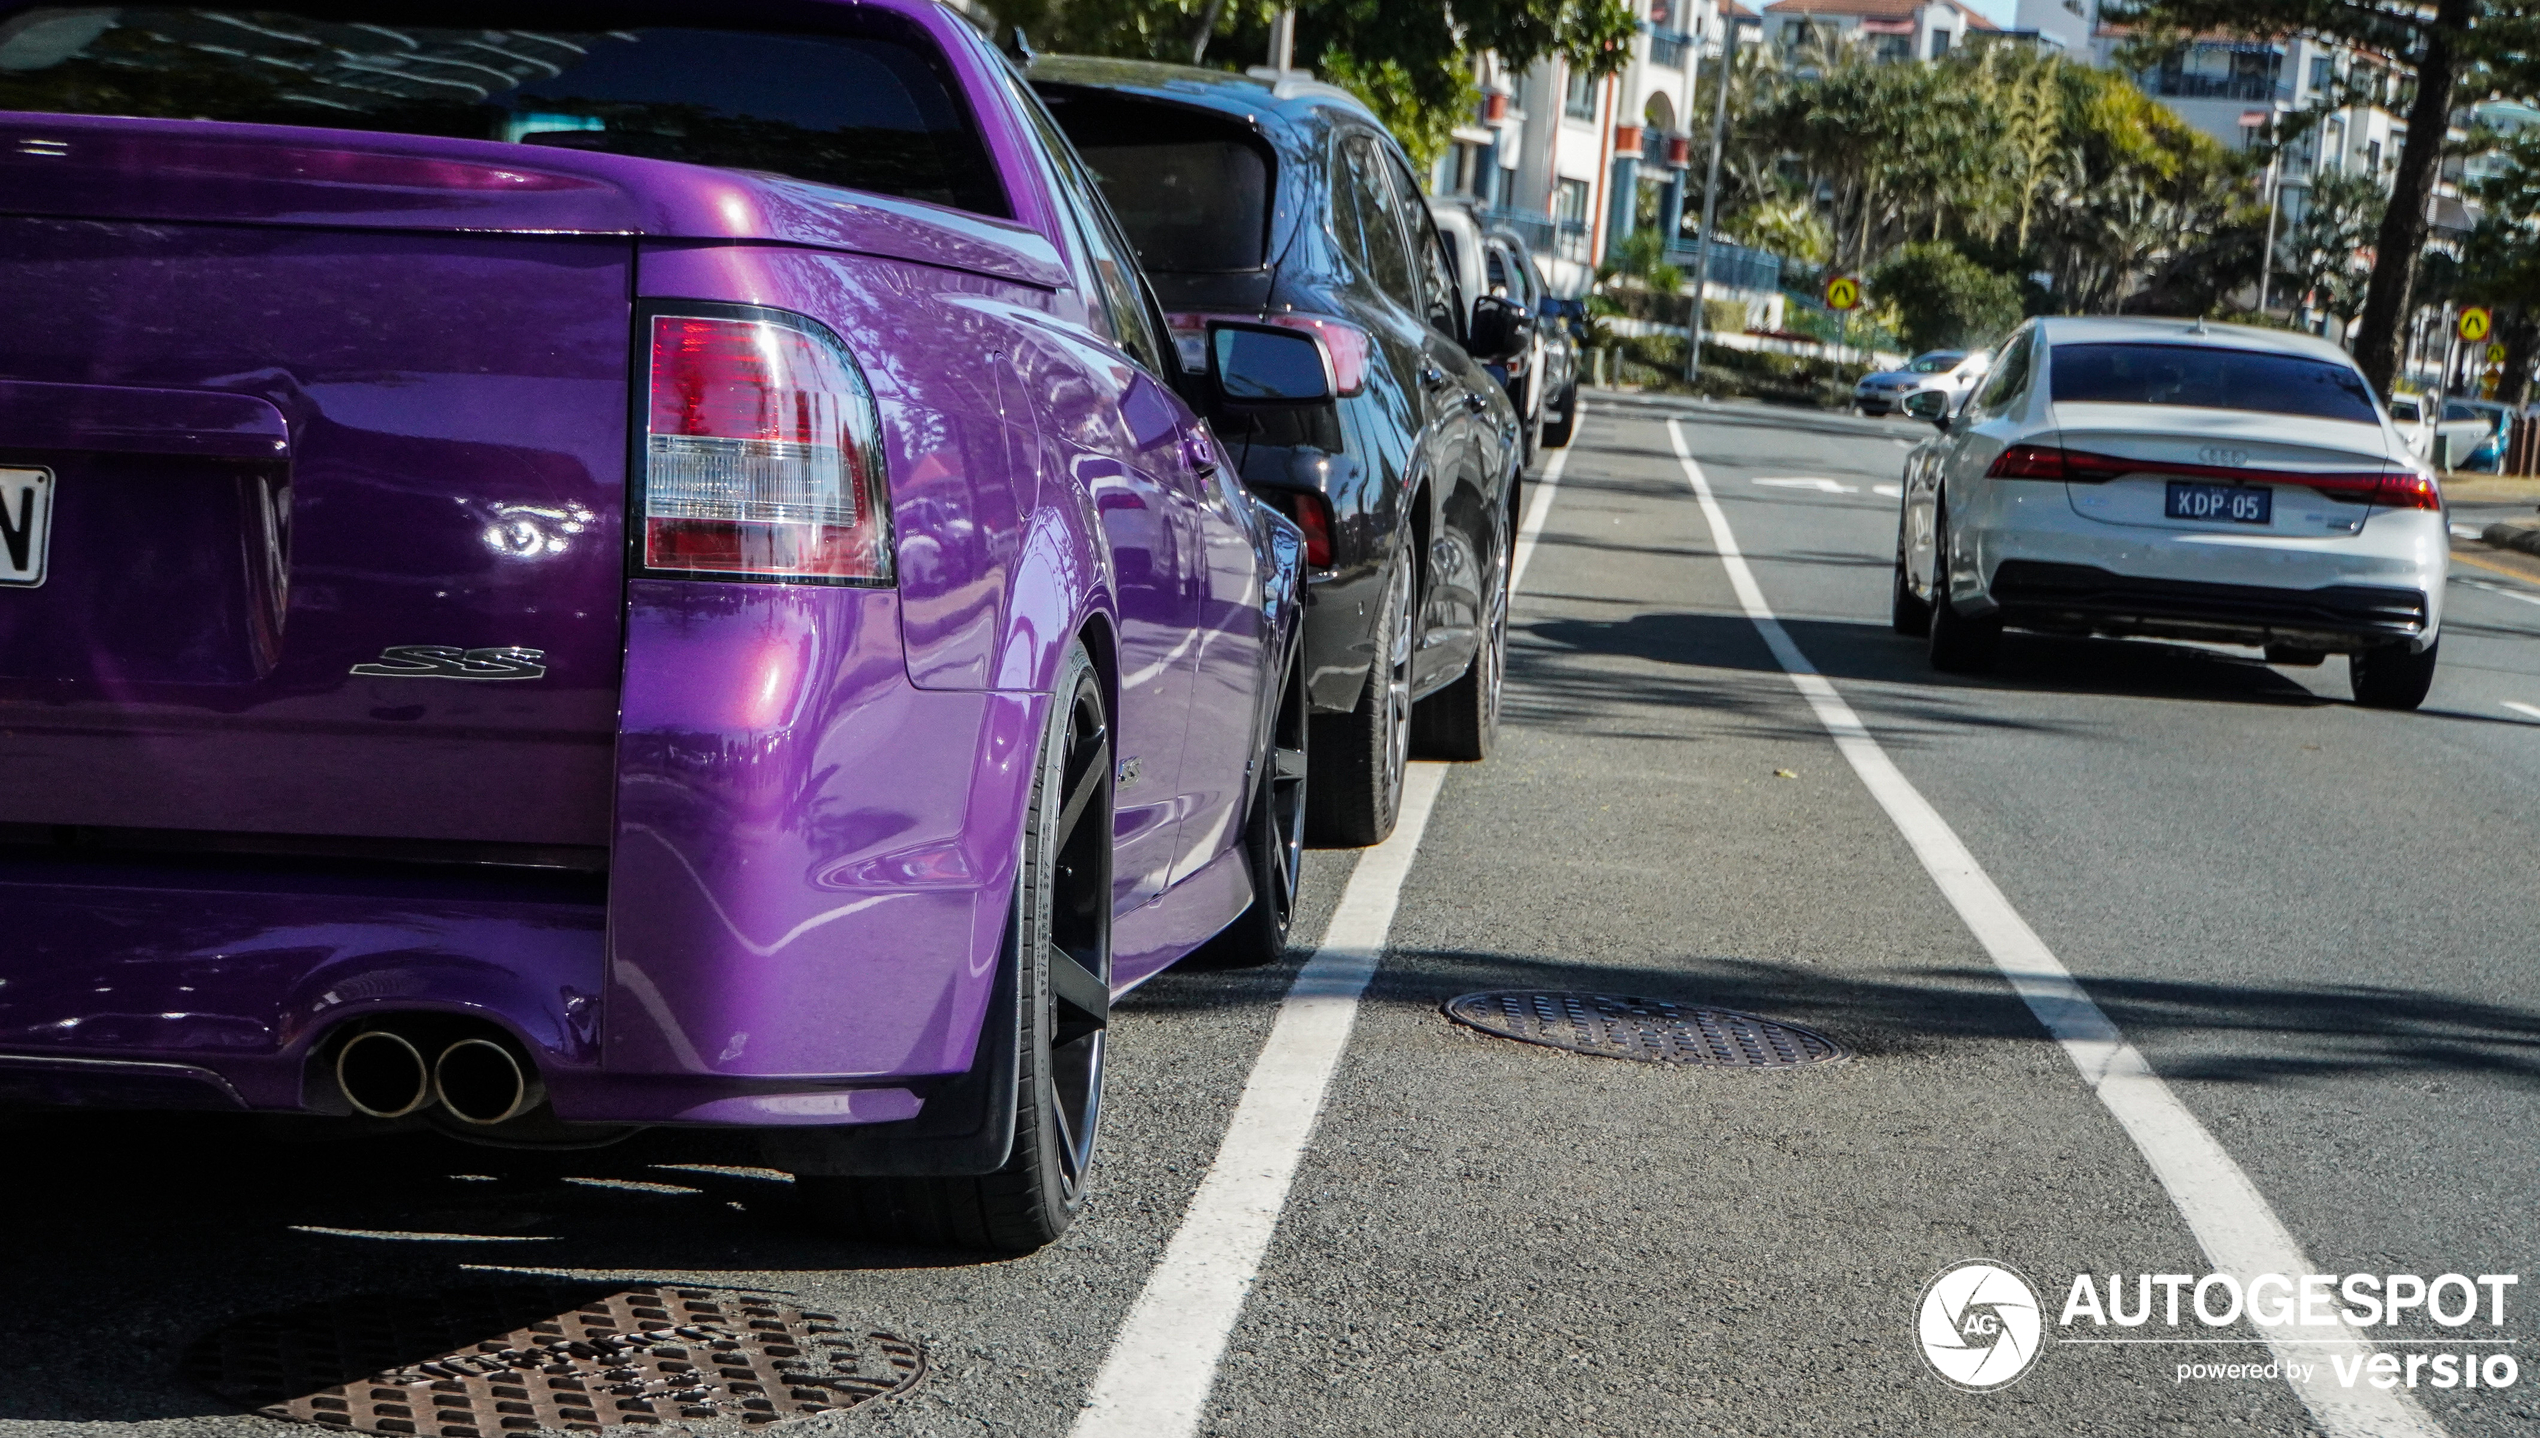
(1919, 1261), (2043, 1390)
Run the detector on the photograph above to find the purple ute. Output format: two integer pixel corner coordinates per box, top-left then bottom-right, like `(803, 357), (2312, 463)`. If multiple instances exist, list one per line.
(0, 1), (1314, 1248)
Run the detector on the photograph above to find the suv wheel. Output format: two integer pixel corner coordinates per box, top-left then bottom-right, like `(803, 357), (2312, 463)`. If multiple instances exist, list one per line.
(1540, 383), (1579, 449)
(1414, 525), (1507, 761)
(1308, 555), (1416, 846)
(2349, 639), (2438, 710)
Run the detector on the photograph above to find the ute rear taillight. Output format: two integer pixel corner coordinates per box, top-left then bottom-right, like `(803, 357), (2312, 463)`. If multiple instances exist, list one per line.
(1988, 443), (2441, 510)
(642, 312), (892, 583)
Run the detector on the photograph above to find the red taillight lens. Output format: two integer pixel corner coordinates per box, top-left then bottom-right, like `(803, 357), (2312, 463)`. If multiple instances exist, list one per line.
(1168, 311), (1370, 396)
(2371, 468), (2442, 510)
(1289, 490), (1333, 567)
(642, 313), (890, 583)
(1987, 443), (2070, 480)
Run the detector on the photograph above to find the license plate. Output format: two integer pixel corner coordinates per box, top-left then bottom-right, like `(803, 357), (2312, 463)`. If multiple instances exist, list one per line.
(2165, 480), (2271, 525)
(0, 467), (51, 586)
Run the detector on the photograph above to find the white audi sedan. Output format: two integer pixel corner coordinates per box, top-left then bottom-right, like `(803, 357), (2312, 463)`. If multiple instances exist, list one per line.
(1892, 318), (2446, 709)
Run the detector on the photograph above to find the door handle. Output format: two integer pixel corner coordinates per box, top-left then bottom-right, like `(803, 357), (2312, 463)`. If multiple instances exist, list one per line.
(1179, 427), (1219, 477)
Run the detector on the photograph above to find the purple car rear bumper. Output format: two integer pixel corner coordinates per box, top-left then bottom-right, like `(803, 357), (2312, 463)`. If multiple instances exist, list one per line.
(0, 583), (1038, 1127)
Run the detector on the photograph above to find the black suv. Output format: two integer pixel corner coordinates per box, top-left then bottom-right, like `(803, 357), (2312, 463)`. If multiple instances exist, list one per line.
(1030, 56), (1528, 846)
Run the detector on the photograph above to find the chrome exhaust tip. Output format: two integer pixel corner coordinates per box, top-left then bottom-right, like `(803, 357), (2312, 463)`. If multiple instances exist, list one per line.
(335, 1029), (433, 1119)
(433, 1037), (547, 1126)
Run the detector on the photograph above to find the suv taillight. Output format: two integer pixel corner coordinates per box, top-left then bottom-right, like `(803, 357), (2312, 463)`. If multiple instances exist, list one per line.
(641, 312), (891, 583)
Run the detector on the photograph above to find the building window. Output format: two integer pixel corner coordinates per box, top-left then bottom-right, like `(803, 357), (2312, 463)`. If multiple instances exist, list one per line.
(2367, 139), (2382, 172)
(1563, 69), (1597, 120)
(1929, 29), (1951, 60)
(2310, 56), (2332, 94)
(1555, 177), (1590, 227)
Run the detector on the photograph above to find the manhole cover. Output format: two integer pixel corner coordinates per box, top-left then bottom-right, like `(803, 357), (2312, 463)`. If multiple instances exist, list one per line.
(186, 1283), (922, 1434)
(1443, 991), (1848, 1066)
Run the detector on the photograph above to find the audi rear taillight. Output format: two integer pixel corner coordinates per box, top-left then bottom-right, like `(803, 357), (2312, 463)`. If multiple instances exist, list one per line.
(1167, 311), (1370, 396)
(1987, 444), (2071, 480)
(2367, 468), (2442, 510)
(642, 312), (890, 584)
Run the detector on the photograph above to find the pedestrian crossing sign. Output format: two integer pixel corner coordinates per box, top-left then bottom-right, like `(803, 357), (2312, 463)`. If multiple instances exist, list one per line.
(1825, 276), (1861, 312)
(2458, 307), (2492, 343)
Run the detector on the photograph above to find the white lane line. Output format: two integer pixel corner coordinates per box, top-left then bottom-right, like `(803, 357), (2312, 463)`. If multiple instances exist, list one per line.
(1070, 765), (1449, 1438)
(2451, 522), (2485, 539)
(2459, 576), (2540, 609)
(1753, 477), (1858, 493)
(1663, 418), (2445, 1438)
(1511, 444), (1571, 594)
(1872, 483), (1903, 498)
(2505, 701), (2540, 722)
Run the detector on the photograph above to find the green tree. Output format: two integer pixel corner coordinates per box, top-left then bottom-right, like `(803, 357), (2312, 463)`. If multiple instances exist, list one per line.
(1870, 243), (2024, 352)
(2106, 1), (2540, 395)
(2275, 168), (2384, 326)
(2459, 125), (2540, 407)
(982, 0), (1639, 169)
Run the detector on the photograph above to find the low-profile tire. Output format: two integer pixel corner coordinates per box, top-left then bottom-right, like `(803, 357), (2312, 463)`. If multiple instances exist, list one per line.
(1926, 506), (1998, 673)
(1540, 383), (1579, 449)
(1413, 522), (1508, 761)
(1192, 647), (1307, 968)
(1890, 528), (1930, 637)
(1307, 554), (1415, 847)
(2350, 639), (2438, 710)
(794, 642), (1112, 1252)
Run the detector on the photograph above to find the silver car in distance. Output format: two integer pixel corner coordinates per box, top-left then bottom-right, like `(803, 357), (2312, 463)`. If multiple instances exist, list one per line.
(1891, 318), (2447, 710)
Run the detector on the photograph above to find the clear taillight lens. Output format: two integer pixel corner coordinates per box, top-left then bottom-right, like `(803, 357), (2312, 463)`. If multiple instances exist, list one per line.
(642, 312), (891, 583)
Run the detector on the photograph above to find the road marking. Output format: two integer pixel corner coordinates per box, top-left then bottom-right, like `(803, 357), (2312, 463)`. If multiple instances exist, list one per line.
(1872, 483), (1902, 498)
(2459, 574), (2540, 608)
(2450, 522), (2484, 540)
(1891, 438), (1916, 449)
(2506, 701), (2540, 722)
(1511, 444), (1570, 594)
(1752, 477), (1857, 493)
(1664, 417), (2445, 1438)
(1070, 764), (1448, 1438)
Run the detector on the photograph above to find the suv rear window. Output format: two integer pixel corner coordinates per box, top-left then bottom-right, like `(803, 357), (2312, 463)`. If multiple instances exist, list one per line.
(1036, 90), (1273, 272)
(0, 6), (1007, 216)
(2050, 344), (2378, 424)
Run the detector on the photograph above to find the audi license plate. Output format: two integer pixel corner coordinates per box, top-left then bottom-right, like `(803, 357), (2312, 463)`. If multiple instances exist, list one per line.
(2165, 480), (2271, 525)
(0, 467), (50, 586)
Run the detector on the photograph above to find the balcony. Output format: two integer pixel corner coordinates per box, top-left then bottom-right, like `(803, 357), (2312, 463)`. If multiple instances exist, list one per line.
(1648, 28), (1690, 68)
(1479, 207), (1592, 264)
(2147, 70), (2284, 102)
(1663, 233), (1782, 295)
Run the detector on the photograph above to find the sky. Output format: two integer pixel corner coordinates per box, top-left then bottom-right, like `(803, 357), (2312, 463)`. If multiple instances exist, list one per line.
(1964, 0), (2021, 25)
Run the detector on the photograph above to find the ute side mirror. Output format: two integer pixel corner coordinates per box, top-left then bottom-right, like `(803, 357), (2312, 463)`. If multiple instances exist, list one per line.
(1206, 321), (1341, 453)
(1903, 389), (1952, 431)
(1466, 293), (1533, 363)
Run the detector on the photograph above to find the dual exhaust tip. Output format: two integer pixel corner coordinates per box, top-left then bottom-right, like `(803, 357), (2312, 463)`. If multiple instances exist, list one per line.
(335, 1029), (546, 1127)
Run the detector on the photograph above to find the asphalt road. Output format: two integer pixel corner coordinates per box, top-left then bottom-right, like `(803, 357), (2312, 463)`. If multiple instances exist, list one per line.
(6, 396), (2536, 1438)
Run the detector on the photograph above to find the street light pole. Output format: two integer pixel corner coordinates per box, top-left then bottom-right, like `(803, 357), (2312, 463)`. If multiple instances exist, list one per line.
(2256, 112), (2282, 321)
(1683, 10), (1733, 385)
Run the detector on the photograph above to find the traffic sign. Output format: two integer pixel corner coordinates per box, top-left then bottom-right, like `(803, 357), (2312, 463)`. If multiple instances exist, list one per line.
(1825, 275), (1861, 312)
(2488, 341), (2509, 365)
(2459, 306), (2492, 343)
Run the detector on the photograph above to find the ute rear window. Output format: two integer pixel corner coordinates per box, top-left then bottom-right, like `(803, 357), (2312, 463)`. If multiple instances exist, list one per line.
(0, 5), (1007, 216)
(2050, 343), (2379, 424)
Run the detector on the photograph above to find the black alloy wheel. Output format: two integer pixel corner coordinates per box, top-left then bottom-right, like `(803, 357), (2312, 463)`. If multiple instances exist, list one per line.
(1414, 515), (1508, 761)
(1540, 383), (1579, 449)
(1195, 645), (1308, 967)
(797, 642), (1112, 1252)
(2349, 638), (2439, 710)
(1926, 501), (2000, 673)
(1308, 553), (1416, 847)
(1890, 519), (1930, 636)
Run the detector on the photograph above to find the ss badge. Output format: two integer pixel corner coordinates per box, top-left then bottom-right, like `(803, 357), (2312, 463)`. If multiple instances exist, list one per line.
(350, 645), (548, 680)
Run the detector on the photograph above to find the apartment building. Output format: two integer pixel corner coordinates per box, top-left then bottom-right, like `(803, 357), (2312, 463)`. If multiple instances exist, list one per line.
(1757, 0), (1994, 62)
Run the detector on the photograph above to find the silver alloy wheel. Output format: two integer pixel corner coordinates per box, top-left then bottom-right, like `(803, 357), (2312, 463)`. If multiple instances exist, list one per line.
(1480, 540), (1508, 734)
(1382, 557), (1414, 805)
(1044, 670), (1112, 1197)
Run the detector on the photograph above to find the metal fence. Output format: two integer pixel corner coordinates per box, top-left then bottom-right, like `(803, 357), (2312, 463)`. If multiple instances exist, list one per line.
(1663, 234), (1782, 295)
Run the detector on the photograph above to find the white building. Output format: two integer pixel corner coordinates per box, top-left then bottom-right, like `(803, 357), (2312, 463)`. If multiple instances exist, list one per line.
(1757, 0), (1994, 63)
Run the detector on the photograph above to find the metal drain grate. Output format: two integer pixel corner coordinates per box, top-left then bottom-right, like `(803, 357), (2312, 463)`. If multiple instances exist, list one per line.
(186, 1284), (922, 1434)
(1443, 991), (1848, 1066)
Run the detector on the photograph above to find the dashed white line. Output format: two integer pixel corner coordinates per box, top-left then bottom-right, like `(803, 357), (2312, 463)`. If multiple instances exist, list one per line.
(1664, 417), (2445, 1438)
(2505, 701), (2540, 722)
(1872, 483), (1902, 498)
(2459, 576), (2540, 609)
(1753, 477), (1857, 493)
